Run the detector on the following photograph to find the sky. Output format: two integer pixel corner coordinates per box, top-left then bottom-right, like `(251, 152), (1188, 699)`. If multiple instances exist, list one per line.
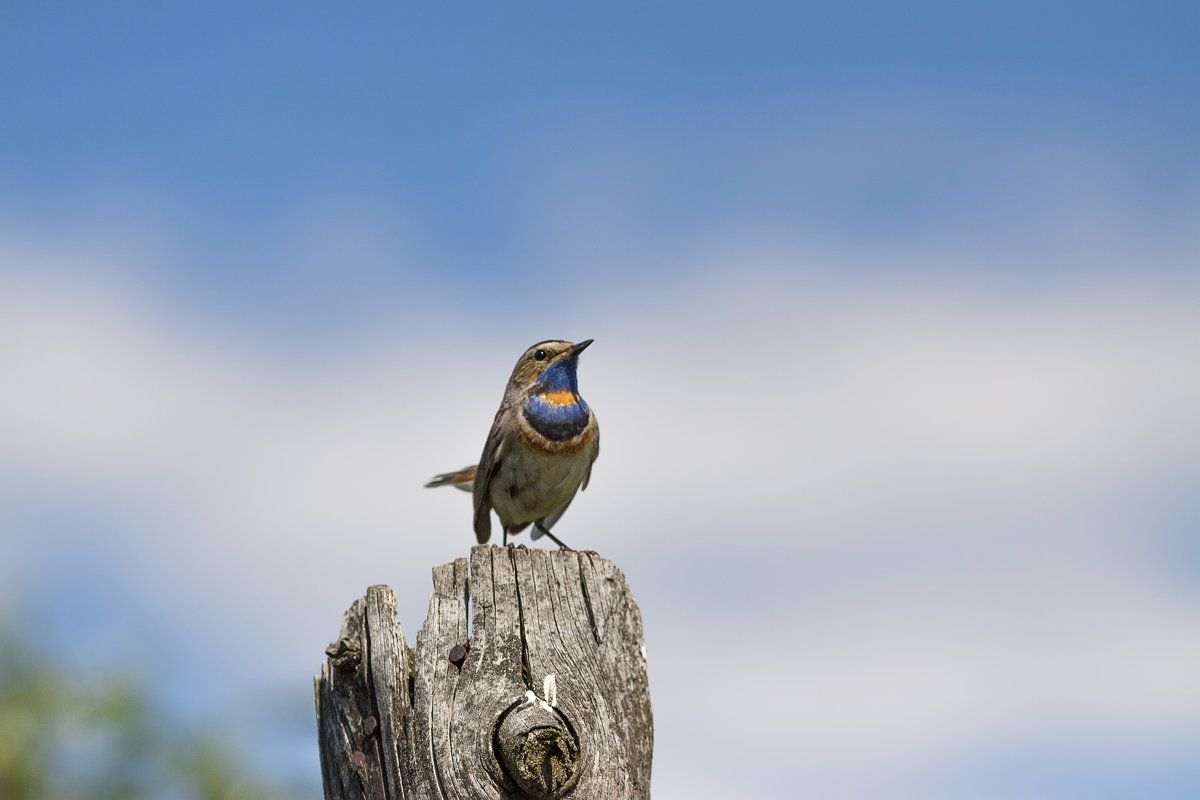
(2, 3), (1199, 798)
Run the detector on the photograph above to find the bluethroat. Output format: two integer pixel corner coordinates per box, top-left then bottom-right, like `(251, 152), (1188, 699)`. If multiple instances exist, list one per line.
(425, 339), (600, 548)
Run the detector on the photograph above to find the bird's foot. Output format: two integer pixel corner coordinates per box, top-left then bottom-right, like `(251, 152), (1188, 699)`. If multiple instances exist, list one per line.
(534, 525), (573, 551)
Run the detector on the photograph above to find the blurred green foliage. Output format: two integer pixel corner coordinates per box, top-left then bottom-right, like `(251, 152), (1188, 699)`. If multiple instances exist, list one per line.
(0, 623), (305, 800)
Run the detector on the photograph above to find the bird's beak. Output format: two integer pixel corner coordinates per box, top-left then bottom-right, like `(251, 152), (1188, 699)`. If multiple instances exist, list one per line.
(569, 339), (594, 356)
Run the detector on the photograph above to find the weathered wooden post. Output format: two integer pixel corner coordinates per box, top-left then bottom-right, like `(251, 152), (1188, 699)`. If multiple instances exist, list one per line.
(314, 545), (653, 800)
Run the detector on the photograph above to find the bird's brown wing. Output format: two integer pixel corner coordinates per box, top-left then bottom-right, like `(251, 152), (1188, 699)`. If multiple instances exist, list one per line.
(581, 418), (599, 491)
(472, 418), (508, 543)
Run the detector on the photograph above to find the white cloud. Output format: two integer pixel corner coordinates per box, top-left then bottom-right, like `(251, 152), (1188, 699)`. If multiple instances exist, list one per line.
(1, 216), (1198, 799)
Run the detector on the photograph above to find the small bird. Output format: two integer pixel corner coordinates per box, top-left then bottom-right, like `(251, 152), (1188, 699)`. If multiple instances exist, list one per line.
(425, 339), (600, 548)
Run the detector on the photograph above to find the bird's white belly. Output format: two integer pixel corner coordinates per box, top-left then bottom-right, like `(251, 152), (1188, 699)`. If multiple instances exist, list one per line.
(490, 448), (589, 527)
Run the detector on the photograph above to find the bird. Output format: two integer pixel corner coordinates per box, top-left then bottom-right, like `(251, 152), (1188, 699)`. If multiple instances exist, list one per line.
(425, 339), (600, 549)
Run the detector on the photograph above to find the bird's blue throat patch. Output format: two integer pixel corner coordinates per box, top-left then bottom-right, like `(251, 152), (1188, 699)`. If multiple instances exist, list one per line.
(523, 356), (590, 441)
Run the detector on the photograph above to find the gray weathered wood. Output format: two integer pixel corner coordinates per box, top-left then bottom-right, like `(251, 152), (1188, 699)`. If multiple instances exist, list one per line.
(315, 545), (653, 800)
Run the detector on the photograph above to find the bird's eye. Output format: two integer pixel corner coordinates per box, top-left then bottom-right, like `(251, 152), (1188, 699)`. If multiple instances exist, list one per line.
(534, 349), (547, 361)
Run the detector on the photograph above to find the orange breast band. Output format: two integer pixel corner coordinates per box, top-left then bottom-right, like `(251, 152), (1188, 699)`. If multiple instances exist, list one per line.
(540, 389), (578, 406)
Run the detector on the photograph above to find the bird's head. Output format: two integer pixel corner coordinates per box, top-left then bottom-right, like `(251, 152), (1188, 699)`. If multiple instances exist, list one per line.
(508, 339), (593, 404)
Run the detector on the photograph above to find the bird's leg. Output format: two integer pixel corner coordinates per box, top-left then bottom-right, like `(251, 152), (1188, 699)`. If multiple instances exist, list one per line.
(503, 528), (509, 546)
(535, 524), (572, 550)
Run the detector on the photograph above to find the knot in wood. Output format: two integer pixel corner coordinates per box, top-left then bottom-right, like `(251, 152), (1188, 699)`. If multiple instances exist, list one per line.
(495, 693), (580, 800)
(448, 643), (468, 668)
(324, 638), (361, 673)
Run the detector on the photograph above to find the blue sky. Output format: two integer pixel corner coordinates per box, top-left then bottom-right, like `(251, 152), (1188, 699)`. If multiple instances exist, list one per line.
(3, 3), (1196, 289)
(2, 3), (1199, 799)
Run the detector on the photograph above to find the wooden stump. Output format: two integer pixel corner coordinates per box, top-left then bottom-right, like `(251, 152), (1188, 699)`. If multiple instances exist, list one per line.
(314, 545), (653, 800)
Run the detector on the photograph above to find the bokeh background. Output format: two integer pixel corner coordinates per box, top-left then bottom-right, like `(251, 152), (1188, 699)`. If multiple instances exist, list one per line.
(2, 3), (1199, 798)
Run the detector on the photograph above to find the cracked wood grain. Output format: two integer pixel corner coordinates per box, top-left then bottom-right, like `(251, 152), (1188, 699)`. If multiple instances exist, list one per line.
(315, 546), (652, 800)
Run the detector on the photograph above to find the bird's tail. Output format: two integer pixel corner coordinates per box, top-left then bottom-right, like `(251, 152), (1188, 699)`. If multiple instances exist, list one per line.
(424, 465), (477, 493)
